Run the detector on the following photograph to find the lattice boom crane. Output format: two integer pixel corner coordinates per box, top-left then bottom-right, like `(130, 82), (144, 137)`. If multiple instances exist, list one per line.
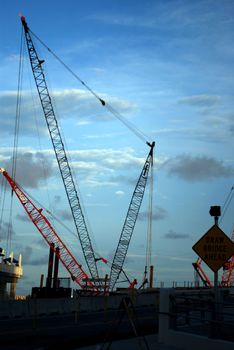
(0, 168), (93, 289)
(109, 141), (155, 291)
(20, 16), (100, 285)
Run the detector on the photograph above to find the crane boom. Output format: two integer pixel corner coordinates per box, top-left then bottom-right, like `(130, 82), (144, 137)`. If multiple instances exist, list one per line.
(192, 258), (213, 288)
(221, 229), (234, 286)
(20, 16), (99, 285)
(0, 168), (94, 289)
(109, 141), (155, 291)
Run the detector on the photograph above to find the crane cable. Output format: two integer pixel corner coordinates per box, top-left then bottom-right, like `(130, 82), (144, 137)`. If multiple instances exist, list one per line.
(0, 177), (7, 244)
(14, 182), (111, 271)
(145, 156), (154, 282)
(12, 26), (24, 182)
(220, 185), (234, 225)
(26, 25), (155, 285)
(5, 27), (25, 256)
(28, 26), (154, 262)
(28, 29), (151, 144)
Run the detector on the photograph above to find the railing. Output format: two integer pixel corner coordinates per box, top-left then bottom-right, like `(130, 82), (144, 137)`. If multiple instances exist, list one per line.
(169, 289), (234, 342)
(155, 281), (211, 288)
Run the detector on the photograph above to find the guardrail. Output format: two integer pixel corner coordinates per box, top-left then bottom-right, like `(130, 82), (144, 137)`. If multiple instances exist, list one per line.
(169, 290), (234, 342)
(158, 288), (234, 350)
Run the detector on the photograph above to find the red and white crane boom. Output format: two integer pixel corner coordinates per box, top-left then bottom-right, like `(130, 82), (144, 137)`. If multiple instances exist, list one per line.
(221, 229), (234, 286)
(192, 258), (213, 288)
(0, 167), (93, 289)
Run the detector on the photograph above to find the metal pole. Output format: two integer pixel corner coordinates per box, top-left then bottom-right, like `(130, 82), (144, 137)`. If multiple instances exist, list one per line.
(149, 265), (154, 288)
(214, 215), (219, 337)
(46, 243), (55, 290)
(53, 247), (60, 289)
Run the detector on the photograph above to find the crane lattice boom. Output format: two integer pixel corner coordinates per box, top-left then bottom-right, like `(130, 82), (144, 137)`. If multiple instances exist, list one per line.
(21, 16), (99, 285)
(221, 229), (234, 286)
(0, 168), (93, 289)
(109, 141), (155, 291)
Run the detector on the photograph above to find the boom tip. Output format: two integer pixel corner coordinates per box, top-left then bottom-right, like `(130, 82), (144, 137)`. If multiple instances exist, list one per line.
(19, 12), (25, 21)
(19, 14), (28, 31)
(146, 141), (155, 149)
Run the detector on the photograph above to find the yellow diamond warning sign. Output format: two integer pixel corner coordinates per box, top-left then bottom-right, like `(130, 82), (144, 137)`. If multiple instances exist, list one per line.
(192, 224), (234, 273)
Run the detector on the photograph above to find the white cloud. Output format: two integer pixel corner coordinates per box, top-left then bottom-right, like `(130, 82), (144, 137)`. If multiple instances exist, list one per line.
(115, 190), (125, 197)
(0, 89), (136, 139)
(0, 146), (150, 192)
(76, 120), (91, 126)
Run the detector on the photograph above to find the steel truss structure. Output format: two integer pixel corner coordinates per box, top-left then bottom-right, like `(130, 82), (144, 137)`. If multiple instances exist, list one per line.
(21, 16), (99, 285)
(109, 142), (155, 291)
(0, 168), (93, 289)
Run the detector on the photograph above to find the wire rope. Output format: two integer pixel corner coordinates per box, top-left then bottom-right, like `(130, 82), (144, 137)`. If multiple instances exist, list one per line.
(5, 27), (25, 256)
(25, 44), (58, 230)
(29, 29), (151, 144)
(23, 23), (156, 288)
(220, 186), (234, 224)
(12, 26), (24, 181)
(0, 177), (7, 245)
(145, 156), (154, 285)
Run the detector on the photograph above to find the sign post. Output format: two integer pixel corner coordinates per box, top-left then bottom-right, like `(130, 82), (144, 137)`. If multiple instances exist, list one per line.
(192, 224), (234, 274)
(192, 206), (234, 337)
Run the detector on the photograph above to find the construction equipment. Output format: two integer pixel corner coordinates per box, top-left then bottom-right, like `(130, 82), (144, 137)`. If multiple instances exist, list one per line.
(21, 16), (100, 285)
(0, 167), (94, 290)
(193, 189), (234, 288)
(20, 16), (156, 292)
(221, 229), (234, 286)
(109, 141), (155, 291)
(192, 258), (213, 288)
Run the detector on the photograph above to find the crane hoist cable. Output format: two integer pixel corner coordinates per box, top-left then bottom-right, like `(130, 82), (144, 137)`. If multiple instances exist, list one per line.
(0, 177), (7, 246)
(21, 184), (103, 265)
(220, 186), (234, 287)
(11, 183), (96, 269)
(21, 16), (101, 288)
(5, 25), (25, 256)
(219, 185), (234, 225)
(26, 26), (151, 145)
(145, 153), (154, 278)
(21, 187), (109, 265)
(12, 25), (24, 182)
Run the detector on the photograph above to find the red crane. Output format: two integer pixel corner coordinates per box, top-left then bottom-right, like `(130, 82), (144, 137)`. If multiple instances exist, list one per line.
(0, 167), (94, 290)
(221, 229), (234, 286)
(192, 258), (213, 288)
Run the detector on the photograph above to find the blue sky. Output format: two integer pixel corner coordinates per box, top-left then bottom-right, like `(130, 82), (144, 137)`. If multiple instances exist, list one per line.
(0, 0), (234, 295)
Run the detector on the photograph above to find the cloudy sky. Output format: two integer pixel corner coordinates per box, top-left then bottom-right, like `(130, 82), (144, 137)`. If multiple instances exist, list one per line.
(0, 0), (234, 295)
